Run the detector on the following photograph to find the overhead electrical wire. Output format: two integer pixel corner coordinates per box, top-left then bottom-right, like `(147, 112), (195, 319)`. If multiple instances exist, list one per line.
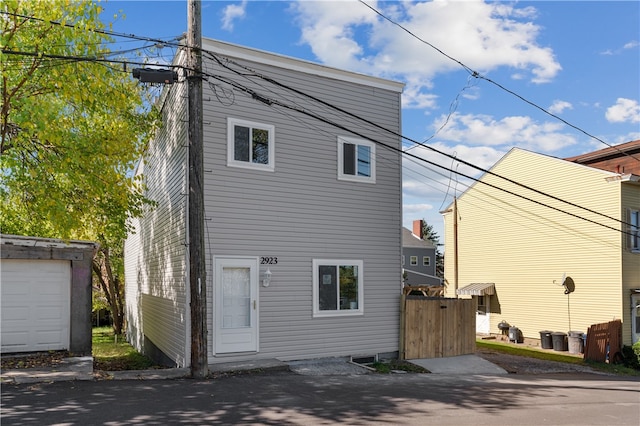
(3, 11), (636, 237)
(357, 0), (640, 163)
(194, 63), (632, 237)
(204, 52), (633, 229)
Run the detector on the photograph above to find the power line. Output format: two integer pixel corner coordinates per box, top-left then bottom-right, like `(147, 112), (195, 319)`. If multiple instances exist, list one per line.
(357, 0), (640, 163)
(3, 15), (635, 236)
(196, 64), (632, 237)
(206, 52), (633, 229)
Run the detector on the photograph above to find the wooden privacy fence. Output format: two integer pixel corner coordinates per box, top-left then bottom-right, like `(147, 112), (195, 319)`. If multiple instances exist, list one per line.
(584, 319), (622, 363)
(400, 295), (476, 359)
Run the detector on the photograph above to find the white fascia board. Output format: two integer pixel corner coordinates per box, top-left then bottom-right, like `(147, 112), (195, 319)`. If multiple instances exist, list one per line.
(202, 38), (405, 93)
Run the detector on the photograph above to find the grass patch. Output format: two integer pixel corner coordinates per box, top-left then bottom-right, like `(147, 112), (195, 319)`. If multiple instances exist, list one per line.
(92, 327), (158, 371)
(477, 339), (640, 376)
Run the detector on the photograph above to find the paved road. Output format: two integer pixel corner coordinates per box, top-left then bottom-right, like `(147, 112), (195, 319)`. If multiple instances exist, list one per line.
(1, 371), (638, 425)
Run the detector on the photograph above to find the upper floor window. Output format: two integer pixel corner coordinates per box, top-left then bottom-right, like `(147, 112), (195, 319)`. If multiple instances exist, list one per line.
(423, 256), (431, 266)
(337, 136), (375, 183)
(313, 259), (363, 317)
(410, 256), (418, 266)
(227, 118), (274, 171)
(630, 209), (640, 252)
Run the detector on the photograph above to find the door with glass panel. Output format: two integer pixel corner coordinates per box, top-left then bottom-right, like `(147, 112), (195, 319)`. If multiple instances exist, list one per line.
(214, 257), (258, 354)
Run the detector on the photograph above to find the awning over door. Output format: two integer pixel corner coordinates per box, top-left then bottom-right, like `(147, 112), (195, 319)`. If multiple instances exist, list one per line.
(457, 282), (495, 296)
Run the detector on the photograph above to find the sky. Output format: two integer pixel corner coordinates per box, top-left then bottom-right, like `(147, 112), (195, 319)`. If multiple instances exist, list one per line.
(99, 0), (640, 242)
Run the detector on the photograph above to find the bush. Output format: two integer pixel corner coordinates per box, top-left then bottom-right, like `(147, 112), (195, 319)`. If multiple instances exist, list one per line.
(620, 342), (640, 370)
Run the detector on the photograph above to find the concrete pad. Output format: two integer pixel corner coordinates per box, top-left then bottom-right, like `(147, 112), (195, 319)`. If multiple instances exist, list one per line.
(1, 356), (94, 384)
(408, 354), (508, 375)
(288, 357), (372, 376)
(209, 358), (289, 374)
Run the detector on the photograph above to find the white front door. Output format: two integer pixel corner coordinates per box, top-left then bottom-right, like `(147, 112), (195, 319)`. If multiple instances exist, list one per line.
(475, 295), (490, 334)
(214, 257), (259, 354)
(632, 294), (640, 344)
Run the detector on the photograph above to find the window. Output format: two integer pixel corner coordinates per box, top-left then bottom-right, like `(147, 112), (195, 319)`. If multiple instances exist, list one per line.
(337, 136), (375, 183)
(227, 118), (275, 171)
(631, 209), (640, 252)
(423, 256), (430, 266)
(477, 296), (487, 315)
(313, 259), (363, 317)
(410, 256), (418, 266)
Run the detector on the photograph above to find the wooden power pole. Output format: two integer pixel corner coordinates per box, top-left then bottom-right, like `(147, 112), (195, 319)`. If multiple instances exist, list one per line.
(187, 0), (207, 378)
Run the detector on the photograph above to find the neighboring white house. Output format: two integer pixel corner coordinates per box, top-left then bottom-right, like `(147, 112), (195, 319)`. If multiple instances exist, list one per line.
(124, 39), (404, 367)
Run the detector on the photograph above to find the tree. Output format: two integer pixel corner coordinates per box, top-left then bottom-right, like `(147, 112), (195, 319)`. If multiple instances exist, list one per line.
(1, 1), (158, 335)
(421, 220), (444, 280)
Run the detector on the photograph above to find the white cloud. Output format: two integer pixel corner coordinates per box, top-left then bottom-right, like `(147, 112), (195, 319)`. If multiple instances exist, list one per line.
(221, 1), (247, 31)
(548, 100), (573, 114)
(431, 113), (577, 152)
(600, 40), (639, 55)
(605, 98), (640, 123)
(291, 0), (561, 105)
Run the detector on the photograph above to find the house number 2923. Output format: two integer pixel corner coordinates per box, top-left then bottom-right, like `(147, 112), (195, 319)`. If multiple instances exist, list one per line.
(260, 257), (278, 265)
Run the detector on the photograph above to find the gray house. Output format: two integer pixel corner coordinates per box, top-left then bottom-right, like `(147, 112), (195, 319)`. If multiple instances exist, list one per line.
(124, 39), (404, 367)
(402, 220), (440, 287)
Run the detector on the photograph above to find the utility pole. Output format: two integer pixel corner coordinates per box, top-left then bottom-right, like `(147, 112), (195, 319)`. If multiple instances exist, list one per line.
(187, 0), (207, 378)
(453, 197), (459, 298)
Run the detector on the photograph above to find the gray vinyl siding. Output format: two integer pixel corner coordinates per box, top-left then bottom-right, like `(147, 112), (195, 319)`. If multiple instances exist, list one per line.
(124, 77), (190, 367)
(201, 47), (403, 362)
(127, 40), (404, 366)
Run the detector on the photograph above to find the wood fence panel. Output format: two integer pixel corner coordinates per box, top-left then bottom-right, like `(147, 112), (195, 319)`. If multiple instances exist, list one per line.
(402, 297), (476, 359)
(584, 320), (622, 363)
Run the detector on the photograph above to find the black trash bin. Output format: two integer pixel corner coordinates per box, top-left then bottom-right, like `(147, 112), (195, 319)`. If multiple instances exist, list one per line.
(568, 331), (584, 354)
(551, 332), (568, 351)
(539, 330), (553, 349)
(508, 326), (523, 343)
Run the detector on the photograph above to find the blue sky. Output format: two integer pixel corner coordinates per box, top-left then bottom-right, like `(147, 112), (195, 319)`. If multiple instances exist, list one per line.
(100, 0), (639, 241)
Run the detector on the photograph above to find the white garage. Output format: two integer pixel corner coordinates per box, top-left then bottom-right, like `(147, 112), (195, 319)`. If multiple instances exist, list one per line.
(1, 259), (71, 353)
(1, 235), (96, 355)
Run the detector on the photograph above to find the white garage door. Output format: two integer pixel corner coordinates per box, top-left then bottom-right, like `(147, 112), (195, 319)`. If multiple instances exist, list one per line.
(1, 259), (71, 353)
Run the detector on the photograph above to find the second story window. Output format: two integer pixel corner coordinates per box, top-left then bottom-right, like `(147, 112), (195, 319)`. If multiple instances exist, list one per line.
(410, 256), (418, 266)
(338, 136), (376, 183)
(631, 209), (640, 252)
(423, 256), (430, 266)
(227, 118), (275, 171)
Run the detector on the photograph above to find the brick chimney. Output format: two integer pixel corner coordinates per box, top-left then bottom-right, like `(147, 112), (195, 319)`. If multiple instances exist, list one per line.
(412, 219), (424, 239)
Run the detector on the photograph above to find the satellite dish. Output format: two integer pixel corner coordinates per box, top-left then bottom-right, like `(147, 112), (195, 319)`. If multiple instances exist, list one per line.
(563, 276), (575, 294)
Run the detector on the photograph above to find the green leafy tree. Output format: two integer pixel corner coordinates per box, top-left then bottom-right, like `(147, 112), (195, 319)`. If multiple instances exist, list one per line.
(421, 220), (444, 280)
(1, 0), (158, 335)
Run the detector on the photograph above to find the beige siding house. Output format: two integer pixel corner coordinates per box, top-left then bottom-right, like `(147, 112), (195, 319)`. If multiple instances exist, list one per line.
(442, 147), (640, 345)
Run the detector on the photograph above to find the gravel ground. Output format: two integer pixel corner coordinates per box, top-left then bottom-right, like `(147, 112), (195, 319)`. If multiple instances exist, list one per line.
(475, 348), (601, 374)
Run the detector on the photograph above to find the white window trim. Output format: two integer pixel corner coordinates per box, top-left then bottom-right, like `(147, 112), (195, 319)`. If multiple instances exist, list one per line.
(410, 256), (418, 266)
(423, 256), (430, 266)
(312, 259), (364, 317)
(337, 136), (376, 183)
(227, 117), (275, 172)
